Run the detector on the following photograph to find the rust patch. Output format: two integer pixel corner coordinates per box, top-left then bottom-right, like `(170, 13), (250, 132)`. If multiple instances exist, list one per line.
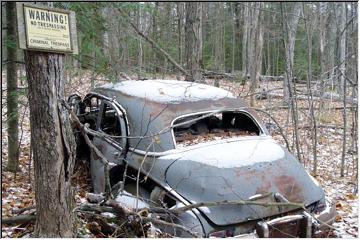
(256, 181), (272, 195)
(273, 175), (304, 202)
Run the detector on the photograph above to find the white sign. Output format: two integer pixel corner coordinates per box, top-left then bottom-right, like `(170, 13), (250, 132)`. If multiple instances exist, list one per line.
(17, 3), (78, 54)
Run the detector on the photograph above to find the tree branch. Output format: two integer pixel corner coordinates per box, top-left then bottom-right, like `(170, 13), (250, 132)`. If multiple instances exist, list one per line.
(117, 8), (189, 77)
(170, 199), (305, 214)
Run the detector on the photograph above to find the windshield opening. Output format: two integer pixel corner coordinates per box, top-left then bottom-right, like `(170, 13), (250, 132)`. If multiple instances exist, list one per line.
(173, 111), (261, 148)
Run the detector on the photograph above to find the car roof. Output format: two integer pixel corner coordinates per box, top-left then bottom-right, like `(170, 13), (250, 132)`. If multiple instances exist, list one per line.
(96, 79), (235, 104)
(93, 80), (252, 152)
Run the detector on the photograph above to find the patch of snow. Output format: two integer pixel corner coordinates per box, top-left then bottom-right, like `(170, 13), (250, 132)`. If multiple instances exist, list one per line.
(115, 191), (149, 209)
(99, 80), (235, 103)
(100, 212), (116, 218)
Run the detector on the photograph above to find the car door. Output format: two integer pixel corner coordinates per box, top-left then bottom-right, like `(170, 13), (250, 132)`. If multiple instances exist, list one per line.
(91, 99), (128, 193)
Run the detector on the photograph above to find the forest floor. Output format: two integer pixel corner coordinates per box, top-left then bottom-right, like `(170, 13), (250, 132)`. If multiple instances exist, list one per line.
(1, 72), (358, 238)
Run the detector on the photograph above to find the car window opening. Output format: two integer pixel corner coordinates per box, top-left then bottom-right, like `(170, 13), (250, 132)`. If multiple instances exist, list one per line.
(100, 104), (122, 136)
(173, 111), (260, 147)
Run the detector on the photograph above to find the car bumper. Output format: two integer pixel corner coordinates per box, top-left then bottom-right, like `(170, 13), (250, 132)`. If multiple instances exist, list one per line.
(314, 199), (337, 230)
(215, 200), (337, 238)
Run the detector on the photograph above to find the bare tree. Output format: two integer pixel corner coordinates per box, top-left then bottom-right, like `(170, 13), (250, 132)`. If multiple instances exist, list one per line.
(303, 3), (318, 175)
(248, 3), (263, 107)
(281, 2), (302, 105)
(280, 2), (303, 162)
(5, 2), (19, 172)
(241, 3), (250, 79)
(213, 2), (225, 73)
(339, 2), (347, 177)
(184, 2), (203, 82)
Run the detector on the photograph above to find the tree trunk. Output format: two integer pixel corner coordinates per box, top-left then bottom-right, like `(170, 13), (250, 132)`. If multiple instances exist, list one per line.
(5, 2), (19, 172)
(213, 2), (225, 73)
(231, 3), (235, 73)
(339, 2), (347, 176)
(136, 4), (143, 79)
(152, 2), (159, 77)
(248, 2), (263, 107)
(234, 3), (241, 70)
(280, 2), (303, 162)
(338, 3), (347, 95)
(241, 3), (250, 78)
(25, 51), (76, 237)
(282, 2), (302, 105)
(303, 3), (318, 175)
(176, 2), (184, 68)
(184, 2), (203, 82)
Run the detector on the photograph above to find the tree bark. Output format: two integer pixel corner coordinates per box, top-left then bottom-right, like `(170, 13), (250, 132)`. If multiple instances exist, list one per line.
(136, 4), (143, 79)
(339, 2), (347, 177)
(5, 2), (19, 172)
(281, 2), (302, 105)
(241, 3), (250, 78)
(303, 3), (318, 175)
(176, 3), (184, 67)
(25, 51), (76, 237)
(280, 2), (303, 163)
(338, 2), (347, 95)
(249, 2), (263, 107)
(184, 2), (203, 82)
(213, 2), (225, 73)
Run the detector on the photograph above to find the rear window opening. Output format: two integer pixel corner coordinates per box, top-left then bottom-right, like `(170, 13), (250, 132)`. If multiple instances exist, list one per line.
(173, 111), (261, 147)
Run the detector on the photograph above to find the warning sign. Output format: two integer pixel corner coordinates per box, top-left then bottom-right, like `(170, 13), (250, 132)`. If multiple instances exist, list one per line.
(24, 6), (71, 51)
(17, 3), (78, 54)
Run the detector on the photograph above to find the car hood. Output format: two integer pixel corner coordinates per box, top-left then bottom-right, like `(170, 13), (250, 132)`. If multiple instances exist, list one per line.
(162, 137), (325, 226)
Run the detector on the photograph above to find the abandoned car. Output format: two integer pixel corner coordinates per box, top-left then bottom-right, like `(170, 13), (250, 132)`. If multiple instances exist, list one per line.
(68, 80), (336, 237)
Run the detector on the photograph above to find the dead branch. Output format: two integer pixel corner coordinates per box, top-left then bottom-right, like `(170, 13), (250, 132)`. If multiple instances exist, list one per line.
(86, 193), (106, 204)
(202, 70), (236, 80)
(171, 200), (305, 215)
(117, 8), (189, 77)
(267, 92), (357, 104)
(140, 217), (200, 238)
(62, 100), (112, 199)
(251, 108), (291, 151)
(12, 206), (36, 215)
(75, 203), (126, 216)
(2, 215), (36, 225)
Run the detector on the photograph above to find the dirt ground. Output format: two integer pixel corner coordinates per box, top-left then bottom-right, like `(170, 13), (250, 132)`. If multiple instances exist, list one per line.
(1, 72), (358, 238)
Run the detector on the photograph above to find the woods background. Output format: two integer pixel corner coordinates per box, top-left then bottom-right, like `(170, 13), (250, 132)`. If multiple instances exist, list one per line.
(1, 1), (358, 238)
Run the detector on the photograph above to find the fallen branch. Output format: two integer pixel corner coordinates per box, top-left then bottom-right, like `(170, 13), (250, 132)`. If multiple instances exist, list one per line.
(12, 206), (36, 215)
(171, 199), (305, 215)
(140, 217), (200, 238)
(202, 70), (236, 80)
(267, 92), (357, 104)
(2, 215), (36, 225)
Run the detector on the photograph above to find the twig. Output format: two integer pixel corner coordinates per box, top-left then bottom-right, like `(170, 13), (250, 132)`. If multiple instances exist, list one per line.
(171, 199), (304, 214)
(140, 217), (201, 238)
(62, 100), (112, 198)
(251, 108), (291, 151)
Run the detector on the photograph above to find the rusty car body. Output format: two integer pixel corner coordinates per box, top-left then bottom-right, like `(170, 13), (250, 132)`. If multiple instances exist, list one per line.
(69, 80), (336, 237)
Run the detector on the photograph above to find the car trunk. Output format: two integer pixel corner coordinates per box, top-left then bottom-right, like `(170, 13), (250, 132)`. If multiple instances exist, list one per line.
(163, 137), (324, 226)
